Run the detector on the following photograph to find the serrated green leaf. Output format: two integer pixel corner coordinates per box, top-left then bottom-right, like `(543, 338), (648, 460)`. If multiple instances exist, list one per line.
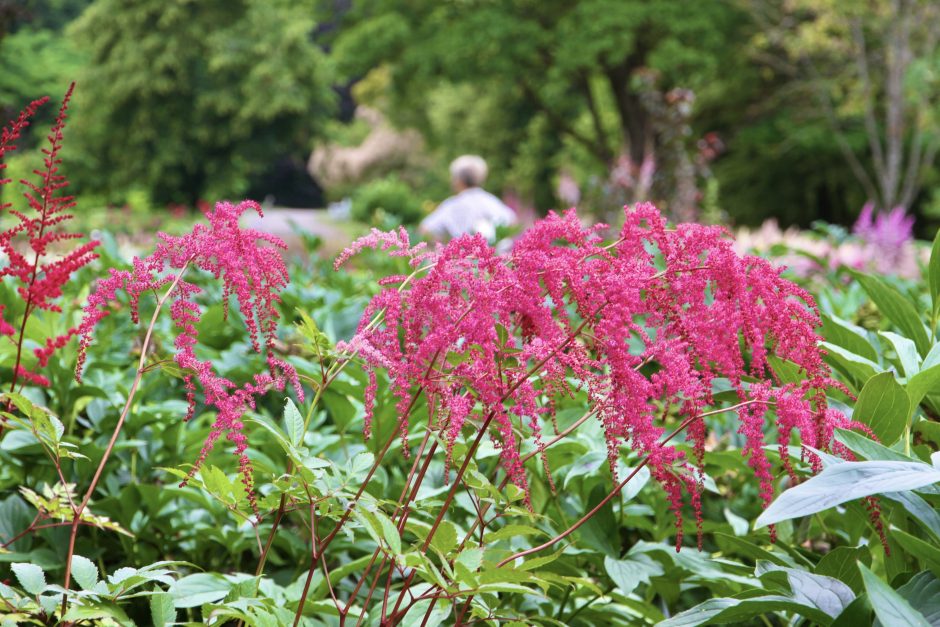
(430, 520), (457, 555)
(605, 554), (663, 595)
(484, 524), (545, 543)
(455, 547), (485, 573)
(11, 562), (45, 595)
(168, 573), (230, 608)
(284, 398), (305, 447)
(150, 591), (176, 626)
(70, 555), (99, 591)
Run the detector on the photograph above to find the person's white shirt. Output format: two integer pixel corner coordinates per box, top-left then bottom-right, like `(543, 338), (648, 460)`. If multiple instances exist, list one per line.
(420, 187), (517, 241)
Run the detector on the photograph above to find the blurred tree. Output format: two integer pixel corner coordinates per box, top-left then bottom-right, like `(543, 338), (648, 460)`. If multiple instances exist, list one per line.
(0, 0), (89, 119)
(327, 0), (746, 215)
(750, 0), (940, 212)
(67, 0), (334, 205)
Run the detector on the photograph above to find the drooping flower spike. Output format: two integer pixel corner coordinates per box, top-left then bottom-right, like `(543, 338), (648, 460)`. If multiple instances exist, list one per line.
(77, 200), (302, 506)
(339, 203), (869, 548)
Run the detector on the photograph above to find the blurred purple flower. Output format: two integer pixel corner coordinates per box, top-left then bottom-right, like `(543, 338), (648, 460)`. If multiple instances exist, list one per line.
(852, 202), (915, 274)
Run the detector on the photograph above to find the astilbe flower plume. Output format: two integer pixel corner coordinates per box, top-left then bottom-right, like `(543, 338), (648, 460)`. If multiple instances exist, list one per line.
(338, 203), (870, 548)
(0, 83), (100, 389)
(76, 199), (302, 505)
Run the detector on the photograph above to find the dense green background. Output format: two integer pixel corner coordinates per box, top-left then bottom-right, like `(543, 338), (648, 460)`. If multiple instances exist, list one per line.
(3, 0), (939, 228)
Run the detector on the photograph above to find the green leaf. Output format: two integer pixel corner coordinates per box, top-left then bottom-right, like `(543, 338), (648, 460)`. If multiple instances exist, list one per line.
(284, 398), (305, 447)
(70, 555), (99, 591)
(851, 271), (930, 356)
(859, 562), (930, 627)
(761, 564), (855, 618)
(455, 548), (485, 573)
(929, 229), (940, 318)
(400, 597), (451, 627)
(834, 428), (913, 462)
(822, 343), (882, 390)
(168, 573), (231, 608)
(908, 363), (940, 411)
(853, 372), (909, 445)
(891, 530), (940, 577)
(11, 562), (45, 595)
(604, 553), (664, 595)
(375, 510), (402, 555)
(61, 603), (131, 623)
(150, 591), (176, 626)
(484, 524), (546, 543)
(429, 520), (457, 555)
(882, 491), (940, 541)
(658, 595), (834, 627)
(880, 331), (921, 377)
(767, 355), (803, 385)
(756, 461), (940, 527)
(821, 314), (879, 362)
(895, 572), (940, 625)
(815, 547), (867, 594)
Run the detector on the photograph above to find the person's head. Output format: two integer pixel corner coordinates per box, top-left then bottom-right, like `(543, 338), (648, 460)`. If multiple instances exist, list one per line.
(449, 155), (488, 191)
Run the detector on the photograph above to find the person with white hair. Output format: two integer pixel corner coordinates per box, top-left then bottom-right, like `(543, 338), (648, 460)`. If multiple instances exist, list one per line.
(419, 155), (517, 241)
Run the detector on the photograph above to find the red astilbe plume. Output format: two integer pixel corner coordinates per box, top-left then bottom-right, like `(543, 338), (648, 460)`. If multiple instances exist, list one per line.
(337, 203), (871, 548)
(76, 199), (302, 506)
(0, 83), (100, 391)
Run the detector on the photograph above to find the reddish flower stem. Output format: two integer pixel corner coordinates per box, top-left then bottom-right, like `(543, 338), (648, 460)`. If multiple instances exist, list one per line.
(61, 261), (191, 609)
(495, 399), (774, 568)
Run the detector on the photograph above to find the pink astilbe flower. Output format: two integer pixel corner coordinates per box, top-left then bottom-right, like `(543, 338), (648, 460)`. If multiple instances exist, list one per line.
(339, 202), (869, 548)
(1, 84), (100, 389)
(76, 200), (302, 506)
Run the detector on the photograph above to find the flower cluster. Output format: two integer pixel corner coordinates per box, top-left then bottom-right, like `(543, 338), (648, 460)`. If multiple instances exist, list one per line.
(76, 199), (302, 502)
(1, 84), (100, 388)
(339, 203), (864, 547)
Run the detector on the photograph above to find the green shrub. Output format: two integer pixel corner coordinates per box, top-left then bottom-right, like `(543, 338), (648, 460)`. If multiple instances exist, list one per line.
(350, 176), (424, 226)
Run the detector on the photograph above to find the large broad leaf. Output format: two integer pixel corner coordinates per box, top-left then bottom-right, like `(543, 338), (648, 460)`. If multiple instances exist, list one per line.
(859, 563), (930, 627)
(850, 271), (930, 356)
(853, 372), (909, 445)
(815, 547), (869, 594)
(756, 461), (940, 528)
(657, 594), (837, 627)
(758, 563), (855, 618)
(891, 530), (940, 577)
(895, 572), (940, 626)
